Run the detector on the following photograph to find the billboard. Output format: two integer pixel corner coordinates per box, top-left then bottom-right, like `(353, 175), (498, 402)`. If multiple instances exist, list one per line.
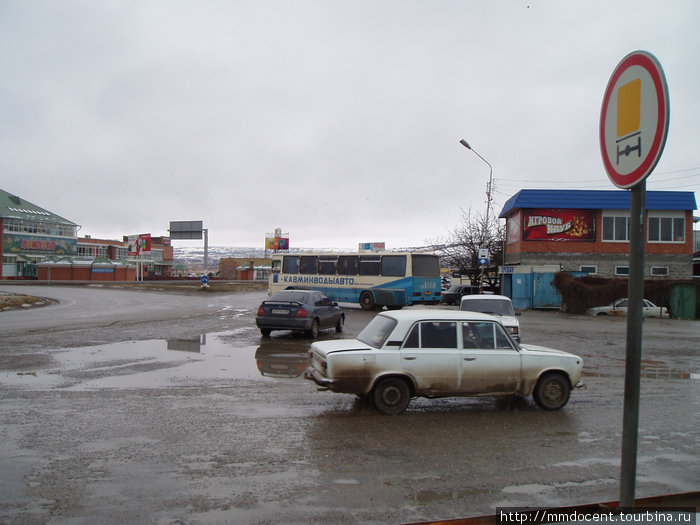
(523, 210), (595, 241)
(169, 221), (203, 240)
(127, 234), (152, 255)
(359, 242), (385, 252)
(265, 235), (289, 251)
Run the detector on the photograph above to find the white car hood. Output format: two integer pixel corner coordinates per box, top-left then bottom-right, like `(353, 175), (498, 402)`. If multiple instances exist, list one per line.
(519, 343), (579, 359)
(494, 314), (518, 327)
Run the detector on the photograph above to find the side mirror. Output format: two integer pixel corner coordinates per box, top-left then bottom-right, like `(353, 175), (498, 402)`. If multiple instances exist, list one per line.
(515, 312), (522, 316)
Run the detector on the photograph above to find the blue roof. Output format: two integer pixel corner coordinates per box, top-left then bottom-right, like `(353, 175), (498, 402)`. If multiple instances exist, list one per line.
(499, 190), (697, 218)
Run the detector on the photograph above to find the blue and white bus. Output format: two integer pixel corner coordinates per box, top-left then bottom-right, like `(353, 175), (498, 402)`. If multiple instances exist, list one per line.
(268, 252), (442, 310)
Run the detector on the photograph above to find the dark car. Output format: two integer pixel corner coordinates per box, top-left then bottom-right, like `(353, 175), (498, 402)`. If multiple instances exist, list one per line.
(255, 289), (345, 338)
(441, 284), (479, 305)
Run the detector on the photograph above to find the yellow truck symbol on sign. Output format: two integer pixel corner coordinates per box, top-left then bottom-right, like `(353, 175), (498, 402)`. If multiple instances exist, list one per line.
(616, 78), (641, 164)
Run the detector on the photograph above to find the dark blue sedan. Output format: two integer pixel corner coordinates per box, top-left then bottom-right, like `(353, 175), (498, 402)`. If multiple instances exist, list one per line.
(255, 290), (345, 338)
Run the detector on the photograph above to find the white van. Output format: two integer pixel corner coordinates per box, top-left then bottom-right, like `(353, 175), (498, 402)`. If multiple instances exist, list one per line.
(459, 294), (521, 342)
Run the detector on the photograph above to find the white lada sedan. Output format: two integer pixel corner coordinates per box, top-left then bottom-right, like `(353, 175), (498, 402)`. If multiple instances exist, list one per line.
(305, 310), (583, 415)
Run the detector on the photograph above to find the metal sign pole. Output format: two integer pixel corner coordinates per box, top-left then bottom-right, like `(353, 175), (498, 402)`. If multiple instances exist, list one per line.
(619, 180), (646, 507)
(203, 228), (209, 276)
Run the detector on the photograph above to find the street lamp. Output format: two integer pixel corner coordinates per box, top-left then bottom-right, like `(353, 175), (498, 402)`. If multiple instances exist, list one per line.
(459, 139), (493, 223)
(460, 138), (495, 292)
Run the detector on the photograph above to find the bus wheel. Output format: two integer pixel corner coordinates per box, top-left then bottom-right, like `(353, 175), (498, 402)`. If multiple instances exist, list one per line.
(359, 291), (376, 310)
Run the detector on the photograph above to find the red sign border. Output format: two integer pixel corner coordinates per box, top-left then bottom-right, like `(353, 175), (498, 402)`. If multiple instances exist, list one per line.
(599, 51), (670, 189)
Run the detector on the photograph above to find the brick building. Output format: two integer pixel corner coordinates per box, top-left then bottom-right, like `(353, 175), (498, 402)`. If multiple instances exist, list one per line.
(499, 189), (697, 279)
(218, 258), (270, 280)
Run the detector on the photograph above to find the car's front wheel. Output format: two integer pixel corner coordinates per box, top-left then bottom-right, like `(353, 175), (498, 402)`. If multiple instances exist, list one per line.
(372, 377), (411, 415)
(533, 372), (571, 410)
(335, 315), (344, 333)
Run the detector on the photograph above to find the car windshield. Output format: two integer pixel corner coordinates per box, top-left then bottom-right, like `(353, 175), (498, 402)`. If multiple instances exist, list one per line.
(445, 285), (462, 293)
(357, 315), (397, 349)
(268, 290), (309, 303)
(461, 298), (514, 316)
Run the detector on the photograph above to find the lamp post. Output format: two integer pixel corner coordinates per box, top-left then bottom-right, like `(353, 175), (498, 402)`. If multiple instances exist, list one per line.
(459, 139), (494, 292)
(459, 139), (494, 224)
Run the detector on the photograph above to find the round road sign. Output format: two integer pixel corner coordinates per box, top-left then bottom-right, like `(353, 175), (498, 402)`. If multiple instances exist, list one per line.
(599, 50), (669, 189)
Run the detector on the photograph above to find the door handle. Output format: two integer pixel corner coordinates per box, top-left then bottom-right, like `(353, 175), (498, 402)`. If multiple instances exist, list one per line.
(403, 356), (417, 361)
(463, 357), (476, 361)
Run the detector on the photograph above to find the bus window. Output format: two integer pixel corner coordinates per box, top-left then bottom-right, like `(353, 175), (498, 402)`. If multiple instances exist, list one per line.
(271, 259), (282, 274)
(338, 256), (358, 275)
(300, 256), (318, 275)
(381, 255), (406, 277)
(359, 255), (381, 276)
(411, 254), (440, 277)
(283, 256), (300, 274)
(319, 256), (337, 275)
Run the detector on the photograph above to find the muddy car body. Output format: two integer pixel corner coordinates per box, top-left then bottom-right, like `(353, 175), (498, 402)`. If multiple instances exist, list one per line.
(305, 310), (583, 414)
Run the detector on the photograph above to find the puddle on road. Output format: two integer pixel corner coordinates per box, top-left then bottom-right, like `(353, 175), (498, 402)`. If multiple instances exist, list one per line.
(1, 331), (312, 391)
(584, 362), (698, 380)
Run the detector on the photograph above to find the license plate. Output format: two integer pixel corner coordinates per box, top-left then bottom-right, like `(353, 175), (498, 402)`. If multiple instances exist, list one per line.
(271, 309), (289, 315)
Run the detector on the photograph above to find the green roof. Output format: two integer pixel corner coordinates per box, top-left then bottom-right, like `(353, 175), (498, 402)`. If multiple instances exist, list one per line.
(0, 189), (78, 226)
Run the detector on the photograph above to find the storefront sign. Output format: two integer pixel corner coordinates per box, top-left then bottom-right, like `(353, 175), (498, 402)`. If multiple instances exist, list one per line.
(91, 267), (115, 273)
(523, 209), (596, 241)
(3, 233), (77, 255)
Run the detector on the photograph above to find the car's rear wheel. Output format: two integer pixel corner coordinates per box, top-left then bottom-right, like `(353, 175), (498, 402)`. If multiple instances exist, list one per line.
(533, 372), (570, 410)
(260, 328), (271, 337)
(307, 319), (320, 338)
(372, 377), (411, 415)
(359, 291), (376, 310)
(335, 315), (344, 333)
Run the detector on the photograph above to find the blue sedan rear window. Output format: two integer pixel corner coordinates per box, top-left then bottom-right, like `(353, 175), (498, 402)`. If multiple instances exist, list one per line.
(269, 291), (310, 303)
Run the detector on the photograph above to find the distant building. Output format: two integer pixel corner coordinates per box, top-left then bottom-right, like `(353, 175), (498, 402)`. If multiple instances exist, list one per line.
(1, 189), (172, 280)
(1, 189), (79, 278)
(218, 258), (271, 280)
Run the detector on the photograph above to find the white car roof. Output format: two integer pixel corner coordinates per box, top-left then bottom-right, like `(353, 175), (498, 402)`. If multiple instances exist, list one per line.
(378, 309), (500, 323)
(460, 294), (512, 302)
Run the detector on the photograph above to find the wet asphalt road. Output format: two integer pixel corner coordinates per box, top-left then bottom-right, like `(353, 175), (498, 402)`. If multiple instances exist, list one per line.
(0, 284), (698, 525)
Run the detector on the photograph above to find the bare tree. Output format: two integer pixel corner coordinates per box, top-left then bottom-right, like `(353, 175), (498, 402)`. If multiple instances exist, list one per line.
(437, 207), (504, 290)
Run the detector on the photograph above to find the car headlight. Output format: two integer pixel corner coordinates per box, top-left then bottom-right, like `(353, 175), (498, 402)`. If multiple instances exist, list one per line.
(509, 327), (519, 335)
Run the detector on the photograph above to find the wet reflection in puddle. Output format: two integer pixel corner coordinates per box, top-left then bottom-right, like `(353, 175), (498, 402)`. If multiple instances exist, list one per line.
(1, 331), (312, 391)
(167, 335), (207, 353)
(584, 362), (697, 380)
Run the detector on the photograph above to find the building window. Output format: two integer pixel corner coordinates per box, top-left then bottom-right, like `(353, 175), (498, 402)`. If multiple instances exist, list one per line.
(602, 214), (630, 242)
(580, 265), (597, 275)
(615, 266), (630, 276)
(648, 215), (684, 243)
(650, 266), (669, 276)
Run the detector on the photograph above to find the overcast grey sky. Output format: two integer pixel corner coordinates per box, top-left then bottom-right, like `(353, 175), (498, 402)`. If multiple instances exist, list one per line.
(2, 1), (698, 249)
